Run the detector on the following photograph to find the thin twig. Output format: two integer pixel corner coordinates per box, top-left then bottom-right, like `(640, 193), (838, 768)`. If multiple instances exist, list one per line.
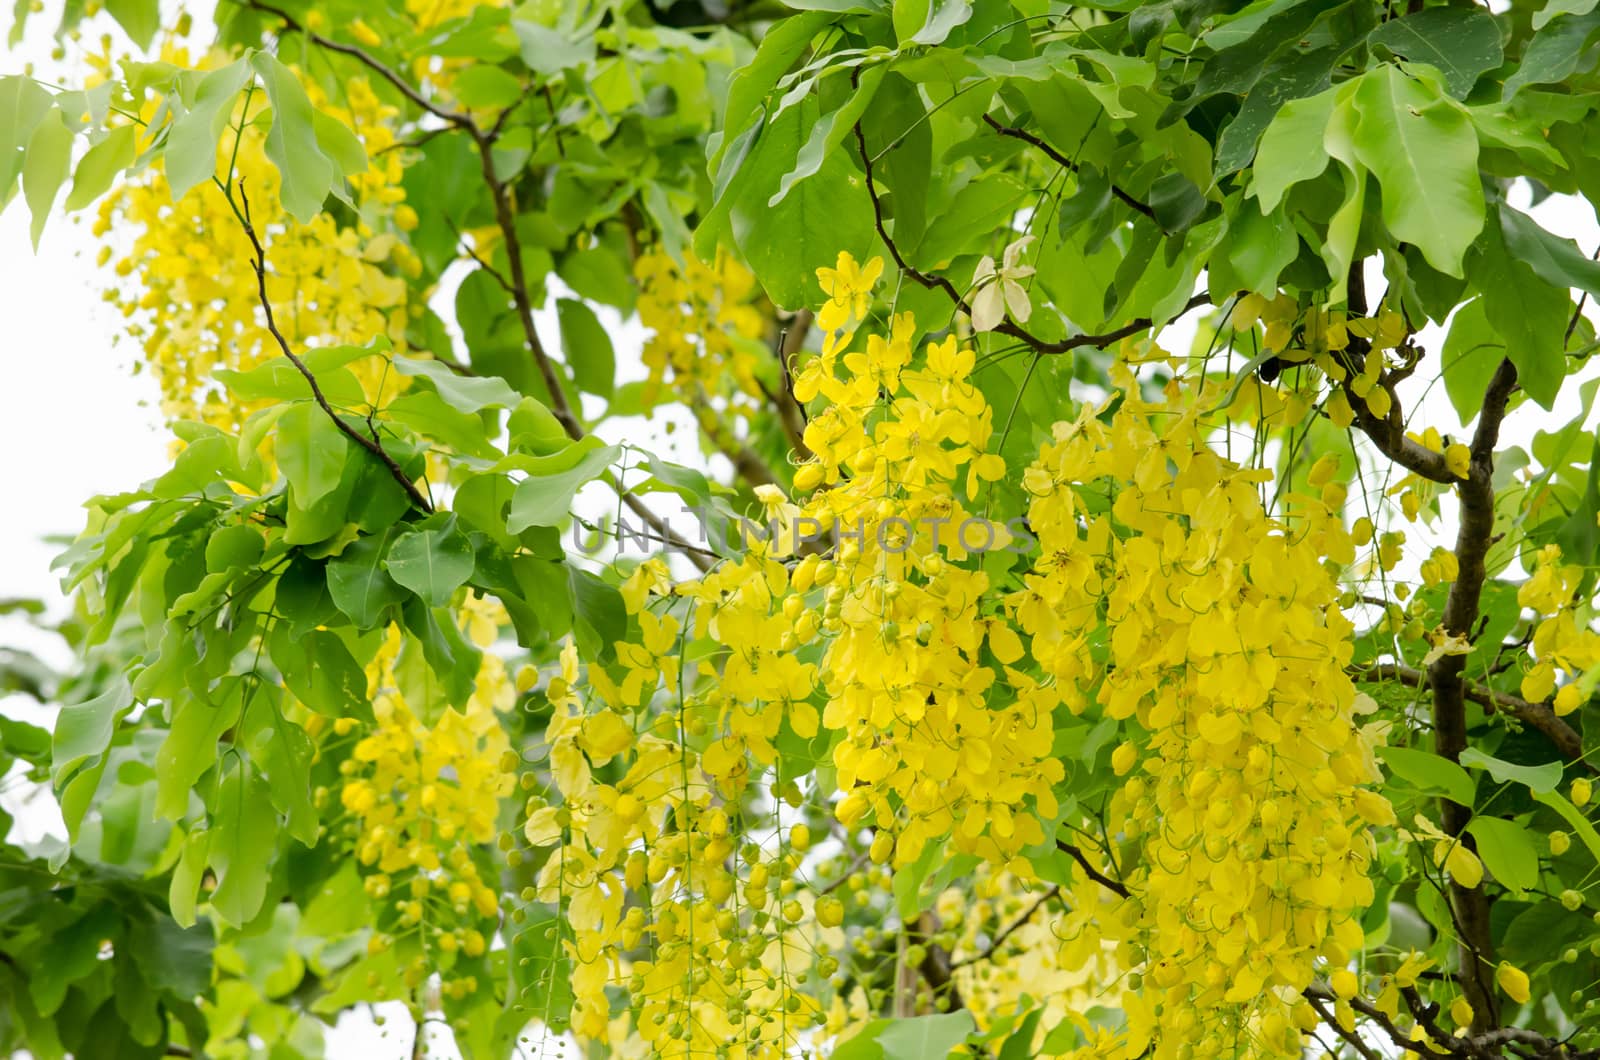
(233, 183), (433, 513)
(981, 114), (1156, 221)
(1055, 839), (1129, 898)
(950, 885), (1061, 969)
(852, 108), (1208, 356)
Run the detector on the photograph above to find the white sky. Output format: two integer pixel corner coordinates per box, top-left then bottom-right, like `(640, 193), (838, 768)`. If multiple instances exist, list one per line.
(3, 6), (1600, 1059)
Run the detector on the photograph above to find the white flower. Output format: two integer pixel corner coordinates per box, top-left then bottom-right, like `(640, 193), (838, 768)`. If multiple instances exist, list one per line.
(970, 235), (1036, 332)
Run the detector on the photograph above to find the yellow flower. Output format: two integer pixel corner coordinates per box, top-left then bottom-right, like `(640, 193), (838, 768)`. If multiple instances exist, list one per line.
(1496, 961), (1530, 1004)
(814, 251), (882, 332)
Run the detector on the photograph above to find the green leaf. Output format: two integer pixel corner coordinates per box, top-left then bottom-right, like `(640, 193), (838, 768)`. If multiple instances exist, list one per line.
(216, 343), (374, 406)
(276, 402), (351, 508)
(771, 66), (885, 208)
(250, 52), (337, 223)
(893, 0), (973, 46)
(728, 100), (877, 310)
(1441, 297), (1506, 425)
(877, 1012), (976, 1060)
(1215, 42), (1348, 177)
(999, 1008), (1044, 1060)
(243, 694), (318, 846)
(0, 74), (53, 200)
(386, 517), (475, 606)
(155, 693), (234, 821)
(63, 124), (135, 211)
(1504, 10), (1600, 98)
(1227, 198), (1299, 295)
(169, 828), (209, 928)
(271, 625), (374, 724)
(859, 72), (930, 250)
(506, 437), (621, 533)
(165, 59), (252, 202)
(513, 20), (596, 76)
(208, 761), (277, 927)
(22, 106), (71, 249)
(1347, 65), (1484, 277)
(556, 298), (616, 400)
(326, 529), (408, 628)
(1367, 7), (1503, 100)
(312, 109), (368, 179)
(384, 389), (500, 458)
(450, 65), (527, 110)
(833, 1020), (891, 1060)
(1458, 748), (1563, 793)
(1533, 787), (1600, 863)
(1376, 745), (1476, 806)
(1498, 205), (1600, 301)
(1468, 207), (1571, 410)
(569, 567), (626, 662)
(105, 0), (160, 48)
(1465, 816), (1540, 890)
(508, 396), (569, 455)
(559, 244), (635, 311)
(399, 598), (482, 708)
(391, 355), (522, 413)
(1250, 84), (1337, 212)
(51, 679), (133, 789)
(205, 523), (265, 573)
(1535, 0), (1598, 30)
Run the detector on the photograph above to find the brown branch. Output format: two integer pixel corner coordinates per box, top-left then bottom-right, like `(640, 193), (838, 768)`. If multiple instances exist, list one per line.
(773, 309), (814, 459)
(233, 184), (433, 514)
(1351, 662), (1590, 765)
(1055, 838), (1130, 898)
(248, 5), (714, 571)
(1431, 358), (1519, 1032)
(1339, 264), (1456, 484)
(950, 885), (1061, 969)
(1303, 993), (1383, 1060)
(851, 104), (1209, 356)
(907, 912), (966, 1014)
(239, 1), (475, 130)
(981, 113), (1156, 222)
(1305, 983), (1421, 1057)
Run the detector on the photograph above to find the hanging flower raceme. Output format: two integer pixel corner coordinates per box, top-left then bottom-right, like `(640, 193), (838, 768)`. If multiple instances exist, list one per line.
(1011, 374), (1392, 1058)
(335, 595), (518, 998)
(523, 558), (829, 1058)
(95, 53), (423, 431)
(634, 245), (772, 426)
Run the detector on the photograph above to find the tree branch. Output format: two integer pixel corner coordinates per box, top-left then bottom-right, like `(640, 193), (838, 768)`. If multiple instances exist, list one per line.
(950, 885), (1061, 969)
(1351, 662), (1589, 764)
(233, 184), (434, 514)
(980, 114), (1156, 222)
(1055, 838), (1130, 898)
(851, 106), (1209, 356)
(246, 4), (714, 571)
(238, 1), (475, 130)
(1303, 992), (1383, 1060)
(1431, 358), (1518, 1032)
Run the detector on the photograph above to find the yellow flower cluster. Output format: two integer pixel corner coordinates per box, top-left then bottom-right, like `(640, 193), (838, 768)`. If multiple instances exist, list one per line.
(96, 58), (423, 430)
(1517, 544), (1600, 713)
(634, 246), (771, 424)
(790, 268), (1059, 872)
(1013, 376), (1392, 1057)
(514, 254), (1400, 1055)
(525, 558), (829, 1058)
(337, 595), (517, 984)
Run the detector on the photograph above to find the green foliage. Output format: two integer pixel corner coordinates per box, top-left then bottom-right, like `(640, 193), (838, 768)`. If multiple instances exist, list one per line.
(5, 0), (1600, 1055)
